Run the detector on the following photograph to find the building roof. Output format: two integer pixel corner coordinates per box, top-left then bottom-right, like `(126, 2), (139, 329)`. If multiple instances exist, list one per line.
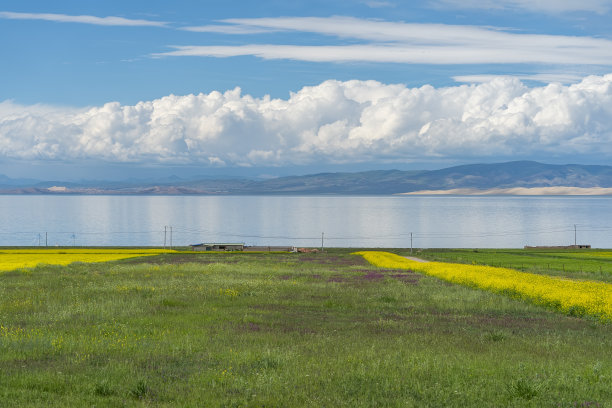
(190, 243), (244, 246)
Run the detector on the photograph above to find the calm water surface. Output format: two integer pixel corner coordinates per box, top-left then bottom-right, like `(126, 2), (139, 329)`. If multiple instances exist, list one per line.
(1, 195), (611, 248)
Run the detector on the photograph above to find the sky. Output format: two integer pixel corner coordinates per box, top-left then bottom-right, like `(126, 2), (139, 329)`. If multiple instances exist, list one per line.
(1, 0), (611, 180)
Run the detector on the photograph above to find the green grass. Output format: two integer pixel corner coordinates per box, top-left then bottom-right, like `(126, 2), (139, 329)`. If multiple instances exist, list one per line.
(413, 248), (612, 282)
(1, 251), (611, 407)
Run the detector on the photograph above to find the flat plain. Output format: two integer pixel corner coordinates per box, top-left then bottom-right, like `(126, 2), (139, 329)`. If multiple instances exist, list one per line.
(0, 249), (611, 407)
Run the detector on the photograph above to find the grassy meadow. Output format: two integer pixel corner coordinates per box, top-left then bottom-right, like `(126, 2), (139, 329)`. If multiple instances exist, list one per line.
(359, 251), (612, 322)
(1, 249), (611, 407)
(416, 249), (612, 283)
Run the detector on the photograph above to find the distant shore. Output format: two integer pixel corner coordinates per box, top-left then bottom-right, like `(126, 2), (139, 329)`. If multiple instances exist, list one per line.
(400, 186), (612, 196)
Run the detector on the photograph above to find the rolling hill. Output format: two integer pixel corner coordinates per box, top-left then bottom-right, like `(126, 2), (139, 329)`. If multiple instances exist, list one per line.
(2, 161), (612, 195)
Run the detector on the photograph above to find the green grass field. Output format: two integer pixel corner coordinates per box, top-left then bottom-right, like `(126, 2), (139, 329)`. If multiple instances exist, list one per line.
(415, 248), (612, 283)
(1, 250), (611, 407)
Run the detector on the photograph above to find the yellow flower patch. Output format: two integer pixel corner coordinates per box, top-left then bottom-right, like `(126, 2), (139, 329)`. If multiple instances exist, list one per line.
(218, 288), (239, 298)
(0, 248), (176, 272)
(355, 251), (612, 322)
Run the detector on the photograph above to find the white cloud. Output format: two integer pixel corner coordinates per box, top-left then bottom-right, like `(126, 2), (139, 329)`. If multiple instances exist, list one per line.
(0, 11), (168, 27)
(453, 73), (587, 84)
(157, 41), (612, 65)
(433, 0), (612, 14)
(158, 17), (612, 66)
(184, 16), (513, 43)
(181, 25), (276, 35)
(1, 74), (612, 166)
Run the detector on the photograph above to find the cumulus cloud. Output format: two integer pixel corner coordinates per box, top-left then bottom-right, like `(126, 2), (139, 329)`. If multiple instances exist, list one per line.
(1, 74), (612, 166)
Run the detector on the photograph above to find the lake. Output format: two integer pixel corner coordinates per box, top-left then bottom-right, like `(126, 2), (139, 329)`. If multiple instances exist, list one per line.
(1, 195), (611, 248)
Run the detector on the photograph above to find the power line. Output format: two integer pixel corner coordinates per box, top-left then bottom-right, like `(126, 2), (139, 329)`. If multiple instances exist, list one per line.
(1, 223), (611, 246)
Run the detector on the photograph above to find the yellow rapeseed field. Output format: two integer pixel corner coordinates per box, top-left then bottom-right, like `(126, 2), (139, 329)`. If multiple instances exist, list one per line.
(0, 248), (175, 272)
(549, 251), (612, 260)
(355, 251), (612, 321)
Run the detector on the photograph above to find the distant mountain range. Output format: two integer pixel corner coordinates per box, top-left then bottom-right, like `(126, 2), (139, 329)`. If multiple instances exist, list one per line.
(2, 161), (612, 195)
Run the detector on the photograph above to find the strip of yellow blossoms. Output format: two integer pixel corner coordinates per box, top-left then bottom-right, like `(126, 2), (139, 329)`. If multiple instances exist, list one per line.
(0, 248), (176, 272)
(355, 251), (612, 322)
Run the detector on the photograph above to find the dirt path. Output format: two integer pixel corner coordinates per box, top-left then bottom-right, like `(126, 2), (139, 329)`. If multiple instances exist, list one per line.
(404, 256), (429, 263)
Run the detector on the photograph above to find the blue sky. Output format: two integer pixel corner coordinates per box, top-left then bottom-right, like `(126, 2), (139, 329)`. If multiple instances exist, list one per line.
(1, 0), (612, 179)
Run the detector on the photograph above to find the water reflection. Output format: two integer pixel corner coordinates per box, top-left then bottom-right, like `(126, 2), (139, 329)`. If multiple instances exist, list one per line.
(1, 195), (610, 248)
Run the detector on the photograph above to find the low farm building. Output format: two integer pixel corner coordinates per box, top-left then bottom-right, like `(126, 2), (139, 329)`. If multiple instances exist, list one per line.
(189, 243), (296, 252)
(524, 245), (591, 249)
(190, 243), (244, 251)
(243, 246), (297, 252)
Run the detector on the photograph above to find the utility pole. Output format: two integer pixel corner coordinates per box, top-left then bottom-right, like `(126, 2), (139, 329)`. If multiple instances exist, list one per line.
(321, 232), (324, 252)
(164, 226), (167, 249)
(410, 232), (413, 255)
(170, 226), (173, 249)
(38, 233), (41, 247)
(574, 224), (577, 246)
(45, 232), (48, 247)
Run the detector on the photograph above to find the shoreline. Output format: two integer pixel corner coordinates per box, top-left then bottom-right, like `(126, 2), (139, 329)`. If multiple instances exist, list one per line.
(400, 186), (612, 196)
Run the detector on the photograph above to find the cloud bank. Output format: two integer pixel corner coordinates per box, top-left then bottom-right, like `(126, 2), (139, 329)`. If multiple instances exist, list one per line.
(1, 74), (611, 166)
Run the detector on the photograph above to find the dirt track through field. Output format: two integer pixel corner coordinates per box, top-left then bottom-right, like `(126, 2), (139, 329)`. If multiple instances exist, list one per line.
(404, 256), (429, 263)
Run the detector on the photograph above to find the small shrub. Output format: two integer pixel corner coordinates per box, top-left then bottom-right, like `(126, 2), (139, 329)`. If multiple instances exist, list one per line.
(507, 377), (541, 400)
(93, 381), (114, 397)
(130, 380), (150, 400)
(160, 298), (187, 308)
(483, 329), (506, 342)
